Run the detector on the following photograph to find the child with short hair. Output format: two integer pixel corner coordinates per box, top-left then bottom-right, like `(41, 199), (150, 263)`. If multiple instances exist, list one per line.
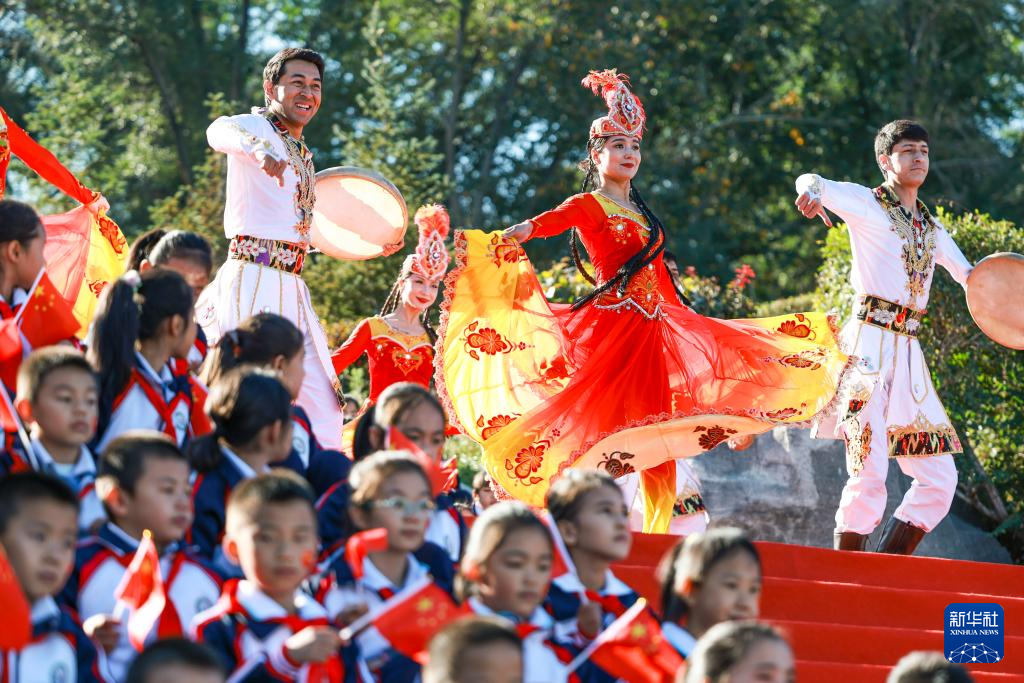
(5, 347), (105, 532)
(316, 451), (454, 682)
(0, 200), (46, 319)
(545, 470), (638, 654)
(62, 430), (222, 682)
(191, 471), (353, 682)
(887, 651), (974, 683)
(200, 313), (350, 497)
(472, 470), (497, 513)
(142, 230), (214, 302)
(187, 367), (295, 573)
(342, 382), (464, 563)
(423, 617), (523, 683)
(682, 621), (793, 683)
(89, 268), (198, 452)
(125, 639), (225, 683)
(457, 501), (577, 683)
(0, 472), (108, 682)
(658, 527), (762, 659)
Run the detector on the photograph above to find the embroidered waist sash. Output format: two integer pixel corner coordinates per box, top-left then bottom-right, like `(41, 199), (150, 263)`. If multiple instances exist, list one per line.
(229, 235), (306, 275)
(856, 294), (925, 338)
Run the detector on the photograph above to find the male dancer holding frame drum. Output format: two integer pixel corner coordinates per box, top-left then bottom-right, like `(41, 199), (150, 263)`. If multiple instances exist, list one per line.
(794, 120), (973, 555)
(197, 47), (345, 448)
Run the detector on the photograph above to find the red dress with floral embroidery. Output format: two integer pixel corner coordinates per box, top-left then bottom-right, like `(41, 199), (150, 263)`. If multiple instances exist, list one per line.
(332, 316), (433, 403)
(437, 192), (851, 531)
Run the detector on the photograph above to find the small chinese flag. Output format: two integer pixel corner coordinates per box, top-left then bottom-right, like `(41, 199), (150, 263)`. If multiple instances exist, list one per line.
(580, 599), (684, 683)
(539, 510), (575, 580)
(387, 428), (458, 494)
(0, 544), (32, 650)
(0, 318), (23, 394)
(372, 580), (470, 663)
(113, 530), (180, 650)
(18, 271), (81, 348)
(345, 528), (389, 581)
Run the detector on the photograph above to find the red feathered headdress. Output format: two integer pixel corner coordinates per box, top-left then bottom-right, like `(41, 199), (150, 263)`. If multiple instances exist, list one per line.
(405, 204), (450, 283)
(582, 69), (646, 140)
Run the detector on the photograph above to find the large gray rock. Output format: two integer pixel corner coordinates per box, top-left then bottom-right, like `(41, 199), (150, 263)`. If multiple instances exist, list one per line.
(690, 427), (1012, 564)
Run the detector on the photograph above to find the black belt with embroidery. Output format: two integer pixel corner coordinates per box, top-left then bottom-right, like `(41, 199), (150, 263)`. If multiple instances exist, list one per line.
(855, 295), (925, 338)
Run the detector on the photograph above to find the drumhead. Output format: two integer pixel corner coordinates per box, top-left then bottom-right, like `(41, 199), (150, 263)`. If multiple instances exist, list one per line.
(311, 166), (408, 260)
(966, 252), (1024, 350)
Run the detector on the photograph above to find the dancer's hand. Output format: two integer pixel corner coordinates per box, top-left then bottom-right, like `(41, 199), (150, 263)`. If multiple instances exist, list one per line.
(502, 221), (535, 243)
(794, 192), (833, 227)
(259, 154), (288, 187)
(728, 434), (755, 451)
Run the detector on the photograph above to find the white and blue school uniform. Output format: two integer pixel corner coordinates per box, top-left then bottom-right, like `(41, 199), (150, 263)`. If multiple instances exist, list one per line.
(189, 445), (269, 577)
(96, 352), (193, 453)
(467, 598), (579, 683)
(282, 405), (351, 498)
(30, 438), (105, 533)
(544, 569), (640, 645)
(61, 522), (222, 682)
(191, 579), (358, 683)
(316, 541), (454, 682)
(0, 596), (110, 683)
(424, 492), (467, 565)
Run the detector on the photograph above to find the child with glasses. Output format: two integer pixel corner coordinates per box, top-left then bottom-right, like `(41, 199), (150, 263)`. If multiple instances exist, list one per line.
(314, 451), (455, 682)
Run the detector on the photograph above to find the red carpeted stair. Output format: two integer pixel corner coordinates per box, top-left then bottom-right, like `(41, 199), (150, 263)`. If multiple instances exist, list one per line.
(613, 534), (1024, 682)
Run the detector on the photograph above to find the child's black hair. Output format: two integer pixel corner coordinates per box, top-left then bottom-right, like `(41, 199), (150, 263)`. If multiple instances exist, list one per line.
(226, 469), (317, 531)
(423, 617), (522, 683)
(546, 469), (619, 523)
(88, 268), (195, 433)
(126, 228), (167, 272)
(125, 638), (225, 683)
(659, 527), (761, 624)
(187, 366), (293, 472)
(199, 313), (304, 388)
(148, 230), (214, 273)
(16, 346), (97, 403)
(0, 199), (43, 289)
(0, 471), (79, 534)
(98, 430), (187, 519)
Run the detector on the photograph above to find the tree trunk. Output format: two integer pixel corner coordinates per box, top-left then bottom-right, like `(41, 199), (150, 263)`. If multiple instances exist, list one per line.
(443, 0), (473, 224)
(135, 36), (193, 185)
(230, 0), (251, 103)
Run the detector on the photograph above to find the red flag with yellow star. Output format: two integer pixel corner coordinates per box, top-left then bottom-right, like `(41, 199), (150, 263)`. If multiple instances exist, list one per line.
(0, 543), (31, 650)
(574, 598), (683, 683)
(17, 270), (81, 349)
(371, 579), (471, 663)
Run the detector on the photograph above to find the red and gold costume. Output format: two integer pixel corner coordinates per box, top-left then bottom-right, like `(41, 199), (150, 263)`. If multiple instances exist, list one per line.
(436, 71), (853, 531)
(332, 204), (450, 403)
(331, 316), (433, 403)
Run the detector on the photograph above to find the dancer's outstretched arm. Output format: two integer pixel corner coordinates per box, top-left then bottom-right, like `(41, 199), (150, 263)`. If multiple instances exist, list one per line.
(794, 173), (877, 229)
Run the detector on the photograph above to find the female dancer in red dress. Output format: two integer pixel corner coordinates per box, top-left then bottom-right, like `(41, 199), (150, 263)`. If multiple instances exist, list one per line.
(332, 204), (449, 404)
(437, 70), (851, 531)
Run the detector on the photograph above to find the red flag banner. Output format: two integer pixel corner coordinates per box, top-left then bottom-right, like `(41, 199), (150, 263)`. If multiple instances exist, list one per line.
(17, 271), (81, 348)
(369, 579), (471, 663)
(0, 543), (32, 650)
(387, 427), (459, 494)
(345, 528), (389, 581)
(113, 530), (175, 651)
(570, 598), (684, 683)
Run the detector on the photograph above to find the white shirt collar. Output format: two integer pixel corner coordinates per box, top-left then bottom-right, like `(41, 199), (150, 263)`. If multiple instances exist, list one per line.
(220, 444), (269, 478)
(31, 438), (95, 477)
(361, 553), (428, 593)
(235, 579), (324, 620)
(134, 351), (173, 388)
(30, 595), (61, 625)
(467, 597), (554, 628)
(552, 568), (634, 597)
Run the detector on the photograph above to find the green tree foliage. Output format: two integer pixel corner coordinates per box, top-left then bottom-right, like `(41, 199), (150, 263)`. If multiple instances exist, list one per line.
(816, 211), (1024, 560)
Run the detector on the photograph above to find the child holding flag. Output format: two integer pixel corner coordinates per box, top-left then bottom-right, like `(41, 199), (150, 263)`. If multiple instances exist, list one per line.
(61, 431), (221, 682)
(190, 471), (355, 682)
(0, 472), (108, 682)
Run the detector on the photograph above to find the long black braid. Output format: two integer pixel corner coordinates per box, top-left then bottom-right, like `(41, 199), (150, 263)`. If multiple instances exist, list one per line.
(569, 138), (672, 310)
(379, 271), (438, 344)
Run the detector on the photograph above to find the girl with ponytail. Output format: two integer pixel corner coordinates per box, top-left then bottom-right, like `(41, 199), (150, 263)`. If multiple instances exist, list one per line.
(437, 69), (851, 533)
(89, 268), (198, 452)
(200, 312), (350, 498)
(187, 365), (294, 571)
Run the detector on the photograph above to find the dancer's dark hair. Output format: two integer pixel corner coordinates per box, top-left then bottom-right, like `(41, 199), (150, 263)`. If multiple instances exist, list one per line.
(572, 137), (686, 309)
(378, 264), (438, 344)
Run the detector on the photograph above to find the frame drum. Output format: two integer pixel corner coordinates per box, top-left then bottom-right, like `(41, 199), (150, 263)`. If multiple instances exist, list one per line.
(311, 166), (408, 260)
(966, 252), (1024, 350)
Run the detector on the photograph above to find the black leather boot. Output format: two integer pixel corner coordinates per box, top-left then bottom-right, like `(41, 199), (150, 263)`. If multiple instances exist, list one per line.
(833, 531), (869, 551)
(875, 517), (926, 555)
